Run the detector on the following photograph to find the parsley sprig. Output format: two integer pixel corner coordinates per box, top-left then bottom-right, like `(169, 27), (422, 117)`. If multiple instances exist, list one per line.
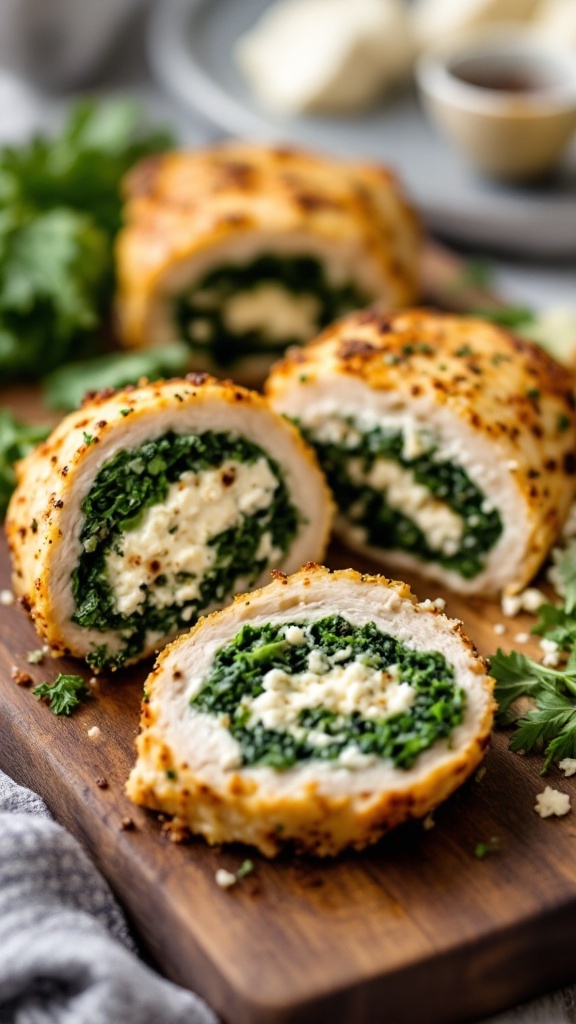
(33, 673), (89, 716)
(492, 548), (576, 772)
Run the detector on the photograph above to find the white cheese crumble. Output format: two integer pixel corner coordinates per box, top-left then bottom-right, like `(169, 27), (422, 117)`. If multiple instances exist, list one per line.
(535, 786), (571, 818)
(493, 623), (506, 636)
(106, 458), (278, 617)
(284, 625), (306, 646)
(502, 588), (547, 618)
(87, 726), (101, 741)
(559, 758), (576, 777)
(215, 869), (237, 889)
(540, 637), (561, 668)
(223, 283), (320, 343)
(242, 656), (416, 746)
(514, 632), (530, 644)
(0, 589), (15, 606)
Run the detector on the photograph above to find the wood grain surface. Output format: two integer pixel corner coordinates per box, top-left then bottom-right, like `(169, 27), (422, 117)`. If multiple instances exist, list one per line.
(2, 526), (576, 1024)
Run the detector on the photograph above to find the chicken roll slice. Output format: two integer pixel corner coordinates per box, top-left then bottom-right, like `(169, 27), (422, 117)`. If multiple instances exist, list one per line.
(6, 376), (332, 670)
(115, 142), (419, 385)
(266, 308), (576, 596)
(127, 565), (494, 857)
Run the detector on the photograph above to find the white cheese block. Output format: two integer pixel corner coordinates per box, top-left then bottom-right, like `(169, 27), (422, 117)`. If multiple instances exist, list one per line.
(235, 0), (415, 115)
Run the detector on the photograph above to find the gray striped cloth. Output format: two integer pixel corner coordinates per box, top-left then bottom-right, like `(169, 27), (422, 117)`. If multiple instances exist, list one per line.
(0, 769), (218, 1024)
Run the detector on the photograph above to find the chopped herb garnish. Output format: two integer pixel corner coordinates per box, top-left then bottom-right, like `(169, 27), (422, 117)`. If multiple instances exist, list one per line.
(33, 673), (89, 715)
(0, 412), (50, 518)
(492, 546), (576, 771)
(474, 837), (500, 859)
(526, 388), (540, 400)
(83, 432), (95, 446)
(166, 768), (177, 780)
(456, 345), (474, 357)
(31, 517), (38, 532)
(557, 413), (571, 434)
(120, 408), (132, 417)
(237, 859), (255, 878)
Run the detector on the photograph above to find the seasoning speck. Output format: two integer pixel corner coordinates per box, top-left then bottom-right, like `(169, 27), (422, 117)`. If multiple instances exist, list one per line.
(95, 777), (108, 789)
(11, 666), (32, 686)
(423, 813), (435, 830)
(120, 816), (135, 831)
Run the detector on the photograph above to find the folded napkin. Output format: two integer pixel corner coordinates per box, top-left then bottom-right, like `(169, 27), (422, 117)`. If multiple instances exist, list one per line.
(0, 769), (218, 1024)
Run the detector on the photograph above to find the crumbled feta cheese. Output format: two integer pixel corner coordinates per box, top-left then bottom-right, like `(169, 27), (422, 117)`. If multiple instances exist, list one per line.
(559, 758), (576, 778)
(540, 637), (561, 668)
(219, 749), (242, 771)
(107, 458), (278, 616)
(87, 726), (101, 740)
(501, 594), (522, 618)
(433, 597), (446, 610)
(26, 649), (44, 664)
(521, 588), (547, 613)
(224, 284), (320, 342)
(535, 786), (571, 818)
(284, 625), (306, 646)
(307, 649), (327, 674)
(514, 632), (530, 644)
(493, 623), (506, 636)
(215, 868), (237, 889)
(0, 589), (15, 606)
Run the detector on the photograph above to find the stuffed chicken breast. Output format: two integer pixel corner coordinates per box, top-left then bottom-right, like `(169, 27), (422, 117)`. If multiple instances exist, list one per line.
(6, 376), (332, 670)
(127, 565), (494, 857)
(266, 309), (576, 596)
(115, 142), (420, 384)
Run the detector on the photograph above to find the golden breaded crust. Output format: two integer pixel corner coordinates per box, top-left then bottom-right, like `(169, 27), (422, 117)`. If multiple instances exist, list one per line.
(266, 309), (576, 592)
(6, 375), (332, 663)
(115, 142), (420, 354)
(127, 564), (495, 857)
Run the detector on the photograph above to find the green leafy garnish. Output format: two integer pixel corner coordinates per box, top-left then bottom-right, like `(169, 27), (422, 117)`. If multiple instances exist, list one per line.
(0, 98), (172, 380)
(471, 306), (535, 330)
(33, 673), (89, 716)
(492, 545), (576, 771)
(474, 837), (500, 859)
(0, 411), (50, 517)
(237, 859), (255, 878)
(43, 342), (190, 411)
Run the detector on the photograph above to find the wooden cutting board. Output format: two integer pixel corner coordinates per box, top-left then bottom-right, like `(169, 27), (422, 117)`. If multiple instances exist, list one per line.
(2, 524), (576, 1024)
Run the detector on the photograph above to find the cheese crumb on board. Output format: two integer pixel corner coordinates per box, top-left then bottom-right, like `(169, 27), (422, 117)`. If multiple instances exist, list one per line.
(87, 726), (102, 741)
(493, 623), (506, 636)
(559, 758), (576, 777)
(535, 786), (571, 818)
(501, 588), (547, 618)
(215, 869), (237, 889)
(0, 589), (15, 606)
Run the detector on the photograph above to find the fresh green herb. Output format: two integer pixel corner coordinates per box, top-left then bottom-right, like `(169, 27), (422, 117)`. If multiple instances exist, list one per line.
(0, 411), (50, 517)
(461, 258), (494, 290)
(237, 859), (255, 878)
(0, 99), (172, 380)
(72, 430), (300, 669)
(33, 673), (89, 715)
(174, 254), (369, 366)
(30, 517), (38, 533)
(492, 545), (576, 771)
(526, 388), (540, 401)
(471, 306), (535, 330)
(166, 769), (177, 780)
(298, 417), (502, 580)
(192, 615), (465, 770)
(455, 345), (474, 357)
(474, 837), (500, 859)
(83, 432), (95, 447)
(43, 342), (190, 411)
(558, 413), (571, 434)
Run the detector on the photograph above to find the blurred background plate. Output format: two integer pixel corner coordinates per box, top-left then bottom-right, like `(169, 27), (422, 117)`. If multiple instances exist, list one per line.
(149, 0), (576, 257)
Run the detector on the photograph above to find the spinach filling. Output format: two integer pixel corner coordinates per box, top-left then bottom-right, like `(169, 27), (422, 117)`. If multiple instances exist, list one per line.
(72, 430), (300, 670)
(299, 419), (503, 579)
(173, 254), (369, 366)
(191, 615), (465, 770)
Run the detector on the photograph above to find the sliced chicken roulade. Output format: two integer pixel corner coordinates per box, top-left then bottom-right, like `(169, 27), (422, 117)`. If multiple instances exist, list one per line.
(6, 376), (331, 670)
(115, 142), (420, 384)
(127, 565), (494, 857)
(266, 308), (576, 596)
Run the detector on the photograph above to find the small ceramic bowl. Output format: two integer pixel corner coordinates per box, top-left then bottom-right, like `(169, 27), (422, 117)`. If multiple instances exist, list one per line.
(416, 32), (576, 181)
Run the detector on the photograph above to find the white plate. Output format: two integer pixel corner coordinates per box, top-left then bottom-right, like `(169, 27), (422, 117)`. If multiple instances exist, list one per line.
(149, 0), (576, 256)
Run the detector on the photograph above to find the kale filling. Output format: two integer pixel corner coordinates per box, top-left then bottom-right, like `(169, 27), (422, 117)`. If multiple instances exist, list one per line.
(72, 430), (300, 670)
(191, 615), (465, 770)
(173, 254), (369, 366)
(299, 419), (503, 579)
